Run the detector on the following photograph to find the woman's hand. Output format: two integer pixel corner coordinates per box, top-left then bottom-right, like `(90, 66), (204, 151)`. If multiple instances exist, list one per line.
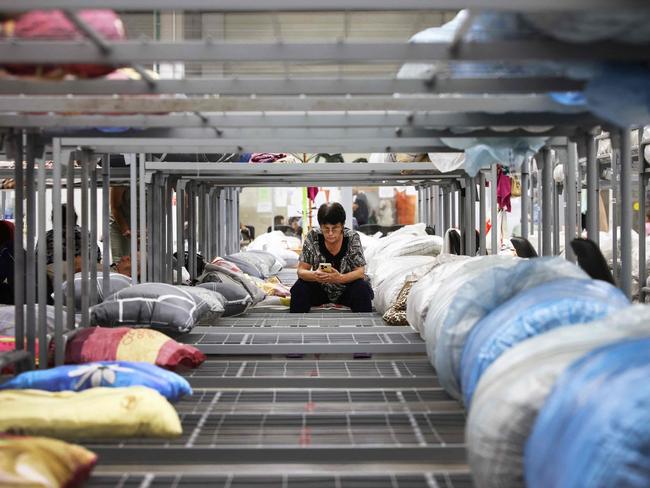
(320, 268), (343, 284)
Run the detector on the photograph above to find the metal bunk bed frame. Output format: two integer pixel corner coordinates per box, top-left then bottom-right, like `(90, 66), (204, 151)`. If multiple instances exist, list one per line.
(1, 1), (649, 485)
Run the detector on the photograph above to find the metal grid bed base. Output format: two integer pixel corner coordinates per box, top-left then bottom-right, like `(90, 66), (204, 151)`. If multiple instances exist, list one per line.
(84, 410), (465, 449)
(199, 315), (389, 328)
(86, 472), (473, 488)
(182, 359), (437, 388)
(180, 331), (425, 355)
(176, 388), (457, 415)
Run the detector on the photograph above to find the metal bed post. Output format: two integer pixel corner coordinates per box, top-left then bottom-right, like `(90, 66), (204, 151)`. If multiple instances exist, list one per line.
(188, 182), (197, 282)
(611, 132), (620, 283)
(234, 188), (241, 252)
(175, 179), (185, 285)
(150, 173), (161, 282)
(52, 140), (69, 366)
(520, 157), (530, 240)
(101, 155), (110, 299)
(218, 187), (226, 256)
(65, 150), (75, 332)
(146, 171), (154, 283)
(24, 134), (37, 365)
(11, 133), (24, 355)
(639, 131), (648, 302)
(198, 183), (206, 257)
(565, 142), (578, 262)
(416, 187), (422, 224)
(585, 130), (599, 244)
(128, 154), (138, 284)
(435, 185), (443, 236)
(469, 177), (476, 256)
(207, 187), (215, 261)
(541, 148), (554, 256)
(490, 166), (498, 254)
(450, 183), (457, 229)
(80, 151), (90, 328)
(36, 136), (48, 368)
(479, 171), (486, 255)
(620, 128), (633, 298)
(166, 178), (174, 283)
(442, 187), (450, 236)
(89, 156), (98, 307)
(553, 177), (560, 256)
(139, 153), (147, 283)
(463, 179), (472, 256)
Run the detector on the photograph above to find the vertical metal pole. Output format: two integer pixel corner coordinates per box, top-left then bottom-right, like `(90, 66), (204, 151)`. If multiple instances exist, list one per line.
(129, 154), (138, 284)
(176, 180), (184, 284)
(65, 151), (75, 332)
(198, 184), (205, 256)
(586, 132), (599, 243)
(479, 172), (486, 255)
(218, 188), (226, 256)
(101, 155), (110, 299)
(520, 158), (530, 239)
(565, 142), (578, 262)
(188, 183), (197, 281)
(234, 188), (240, 251)
(451, 185), (457, 229)
(37, 138), (47, 368)
(12, 133), (24, 353)
(490, 166), (498, 254)
(611, 133), (620, 282)
(166, 179), (174, 283)
(463, 180), (471, 255)
(139, 154), (147, 283)
(52, 141), (66, 365)
(542, 148), (554, 257)
(553, 183), (561, 256)
(150, 173), (160, 282)
(80, 152), (90, 328)
(24, 134), (36, 365)
(469, 178), (477, 256)
(442, 188), (450, 235)
(89, 157), (98, 307)
(146, 173), (154, 282)
(639, 136), (647, 301)
(620, 129), (633, 298)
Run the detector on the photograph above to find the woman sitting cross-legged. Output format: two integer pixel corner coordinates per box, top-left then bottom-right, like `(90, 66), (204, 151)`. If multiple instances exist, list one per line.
(290, 202), (373, 313)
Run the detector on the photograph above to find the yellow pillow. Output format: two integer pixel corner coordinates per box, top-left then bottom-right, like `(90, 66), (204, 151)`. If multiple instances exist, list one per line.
(0, 435), (96, 487)
(0, 387), (181, 439)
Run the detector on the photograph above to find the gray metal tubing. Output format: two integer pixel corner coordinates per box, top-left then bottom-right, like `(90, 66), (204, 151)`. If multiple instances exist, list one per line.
(553, 182), (560, 256)
(89, 157), (98, 307)
(150, 173), (160, 282)
(234, 188), (240, 252)
(37, 140), (47, 368)
(442, 188), (450, 235)
(611, 134), (620, 282)
(212, 188), (219, 259)
(450, 187), (457, 228)
(585, 132), (599, 243)
(80, 152), (90, 328)
(463, 180), (472, 255)
(65, 151), (75, 332)
(101, 155), (111, 299)
(565, 142), (578, 262)
(619, 129), (633, 298)
(541, 149), (554, 256)
(479, 172), (486, 254)
(639, 137), (648, 302)
(520, 158), (530, 239)
(139, 153), (147, 283)
(218, 188), (226, 256)
(469, 178), (476, 256)
(188, 183), (197, 281)
(24, 135), (36, 364)
(176, 180), (184, 285)
(490, 166), (498, 254)
(166, 179), (174, 283)
(146, 173), (154, 282)
(198, 184), (205, 256)
(12, 134), (24, 353)
(129, 154), (138, 284)
(52, 141), (66, 366)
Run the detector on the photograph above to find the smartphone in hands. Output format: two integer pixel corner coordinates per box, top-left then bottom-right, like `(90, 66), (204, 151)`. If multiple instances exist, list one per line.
(318, 263), (333, 273)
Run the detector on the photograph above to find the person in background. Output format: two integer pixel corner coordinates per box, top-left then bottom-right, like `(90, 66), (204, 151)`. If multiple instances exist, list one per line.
(290, 202), (373, 313)
(646, 209), (650, 236)
(288, 216), (302, 237)
(353, 190), (369, 226)
(0, 220), (15, 303)
(109, 186), (132, 265)
(41, 204), (101, 281)
(267, 215), (285, 233)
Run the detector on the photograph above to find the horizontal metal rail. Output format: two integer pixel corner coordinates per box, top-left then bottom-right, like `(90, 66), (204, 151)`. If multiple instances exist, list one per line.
(1, 0), (645, 12)
(0, 77), (585, 96)
(1, 40), (648, 63)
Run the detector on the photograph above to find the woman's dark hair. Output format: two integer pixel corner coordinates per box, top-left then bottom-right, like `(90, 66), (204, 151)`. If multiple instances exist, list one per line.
(317, 202), (346, 226)
(53, 203), (78, 227)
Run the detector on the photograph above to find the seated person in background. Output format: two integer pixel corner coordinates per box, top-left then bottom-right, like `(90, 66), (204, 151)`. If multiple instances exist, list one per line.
(40, 204), (102, 281)
(0, 220), (15, 304)
(290, 202), (373, 313)
(288, 216), (302, 237)
(266, 214), (285, 233)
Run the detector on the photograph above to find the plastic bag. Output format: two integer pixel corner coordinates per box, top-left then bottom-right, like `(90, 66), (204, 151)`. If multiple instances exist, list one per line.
(372, 256), (438, 315)
(525, 336), (650, 488)
(427, 256), (587, 400)
(466, 304), (650, 488)
(406, 255), (470, 334)
(461, 278), (629, 406)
